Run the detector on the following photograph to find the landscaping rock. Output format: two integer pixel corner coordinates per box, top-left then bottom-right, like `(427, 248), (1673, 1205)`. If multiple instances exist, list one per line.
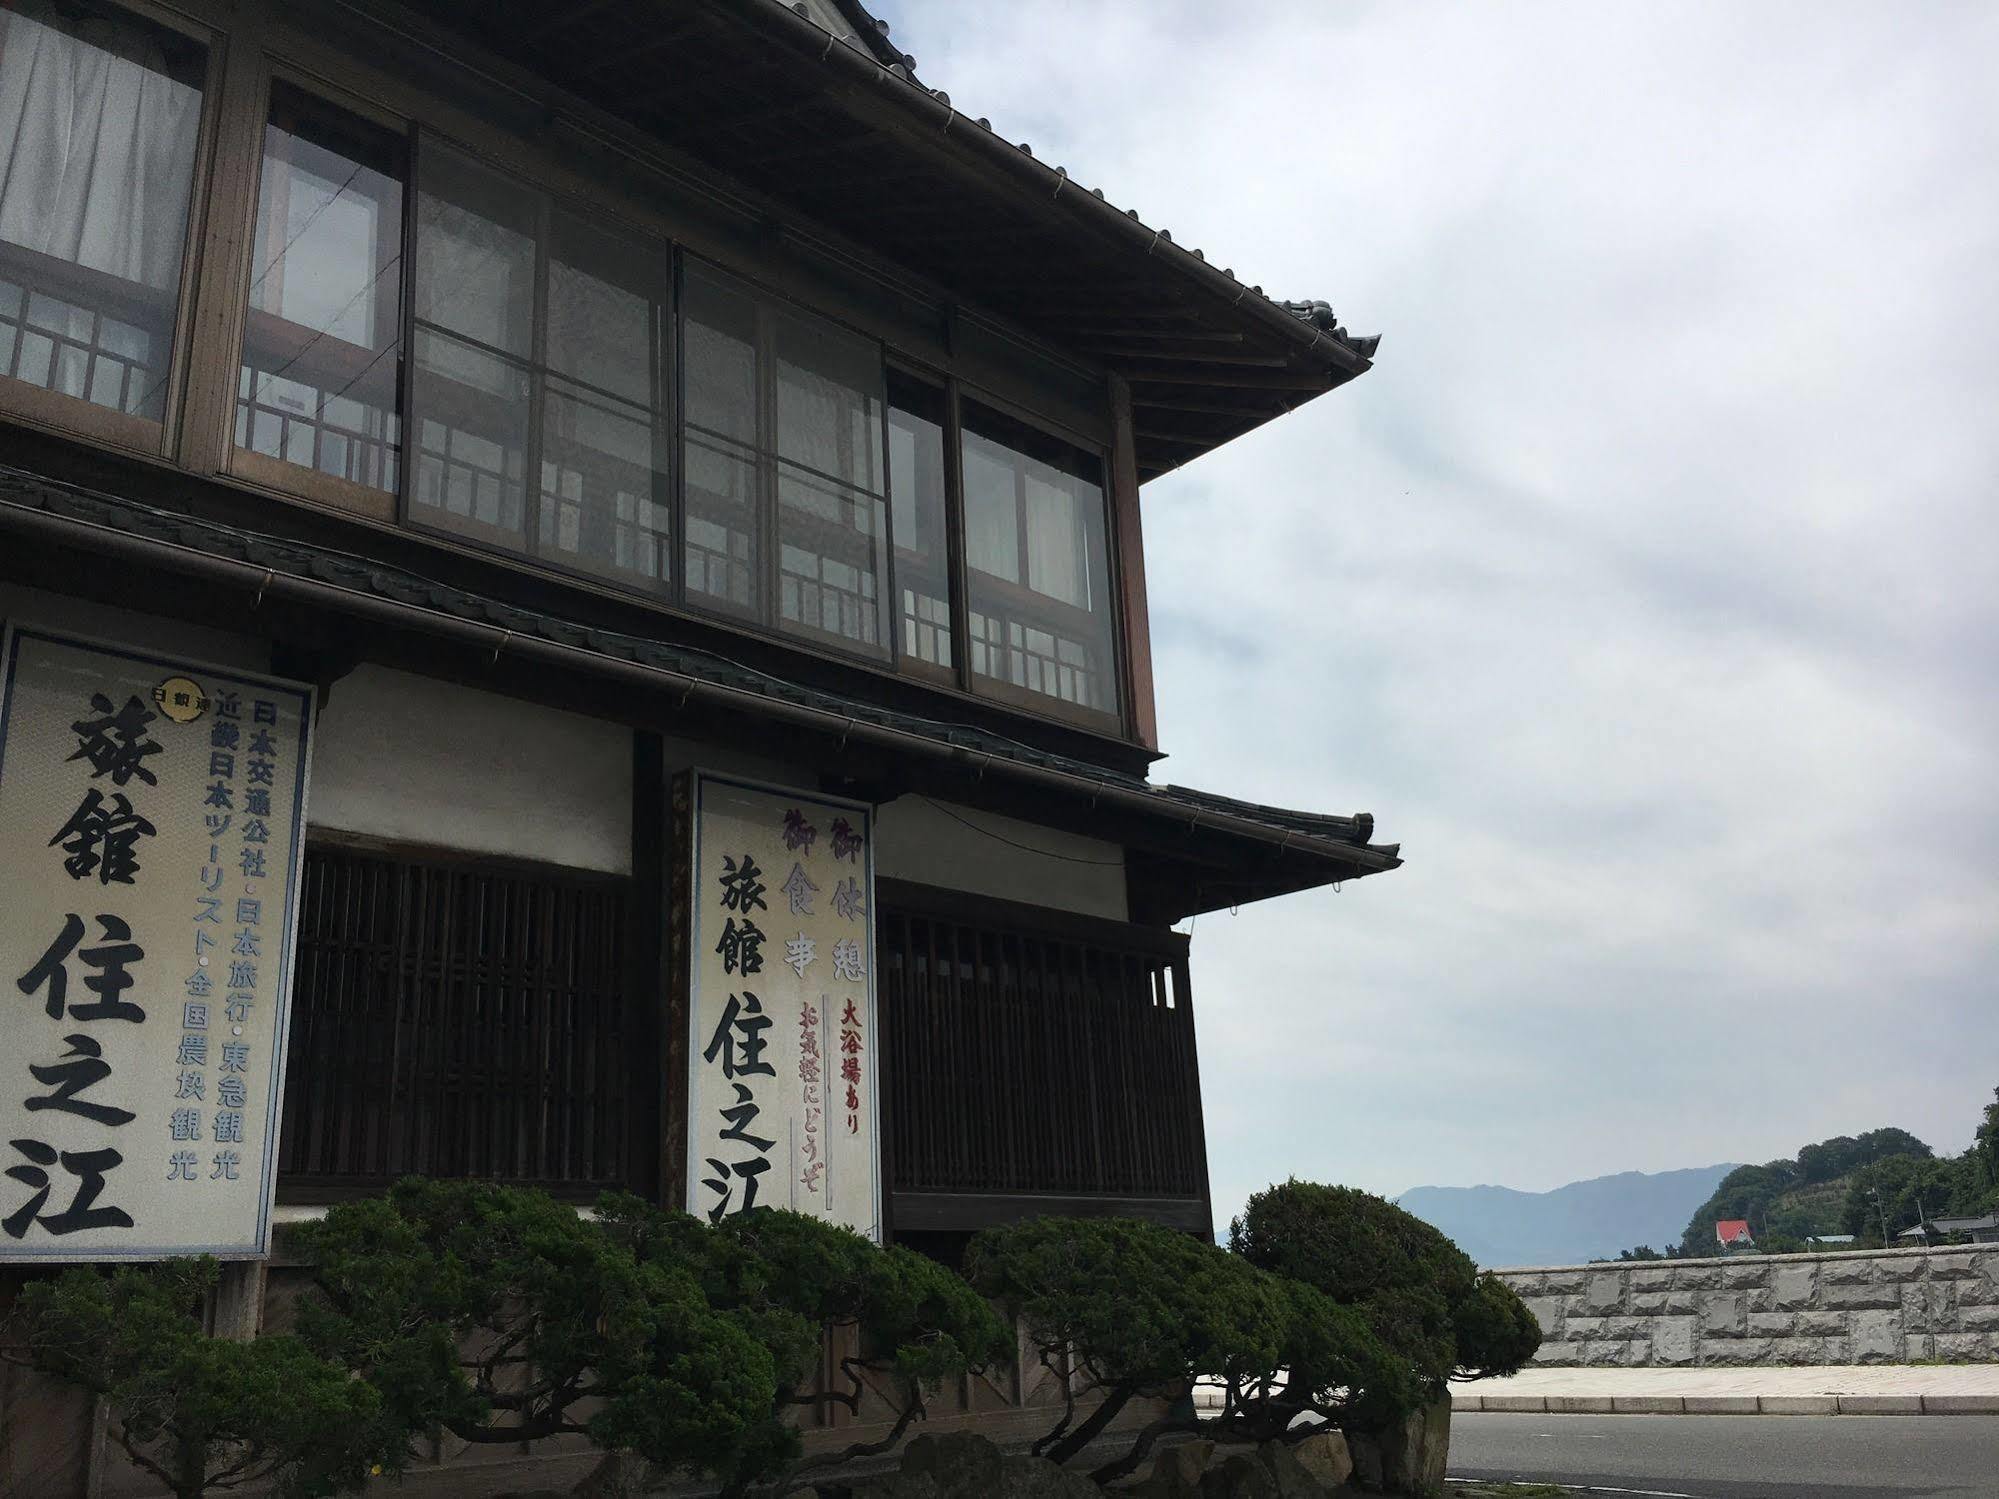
(1372, 1396), (1452, 1495)
(1143, 1438), (1218, 1497)
(1260, 1440), (1331, 1499)
(1200, 1453), (1281, 1499)
(1291, 1431), (1354, 1491)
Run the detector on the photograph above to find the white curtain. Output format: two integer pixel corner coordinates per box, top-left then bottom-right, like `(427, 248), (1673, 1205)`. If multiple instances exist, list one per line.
(0, 2), (200, 292)
(1024, 470), (1085, 607)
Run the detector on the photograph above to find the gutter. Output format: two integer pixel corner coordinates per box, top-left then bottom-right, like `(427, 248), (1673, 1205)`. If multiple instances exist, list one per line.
(729, 0), (1374, 378)
(0, 495), (1396, 878)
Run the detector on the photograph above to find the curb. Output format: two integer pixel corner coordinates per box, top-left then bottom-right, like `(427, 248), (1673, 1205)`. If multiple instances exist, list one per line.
(1454, 1393), (1999, 1415)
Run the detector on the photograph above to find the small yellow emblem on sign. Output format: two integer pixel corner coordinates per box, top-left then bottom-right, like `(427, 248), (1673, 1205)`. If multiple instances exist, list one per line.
(152, 675), (209, 724)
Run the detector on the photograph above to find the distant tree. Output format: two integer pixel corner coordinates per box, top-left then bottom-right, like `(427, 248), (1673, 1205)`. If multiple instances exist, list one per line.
(1605, 1244), (1682, 1262)
(1970, 1088), (1999, 1206)
(1840, 1155), (1965, 1239)
(1678, 1162), (1797, 1255)
(1797, 1129), (1932, 1185)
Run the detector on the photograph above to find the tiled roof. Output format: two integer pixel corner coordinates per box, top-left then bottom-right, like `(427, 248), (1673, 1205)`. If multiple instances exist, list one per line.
(764, 0), (1380, 365)
(0, 468), (1399, 878)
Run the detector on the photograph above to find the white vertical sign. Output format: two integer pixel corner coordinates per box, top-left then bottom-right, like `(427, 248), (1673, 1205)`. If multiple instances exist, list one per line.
(0, 626), (313, 1261)
(686, 773), (880, 1240)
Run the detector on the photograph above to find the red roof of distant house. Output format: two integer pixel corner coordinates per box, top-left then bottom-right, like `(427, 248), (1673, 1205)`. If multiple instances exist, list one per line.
(1716, 1220), (1754, 1244)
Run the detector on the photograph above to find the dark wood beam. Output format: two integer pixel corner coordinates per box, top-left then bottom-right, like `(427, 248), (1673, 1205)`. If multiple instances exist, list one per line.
(1133, 425), (1220, 446)
(1128, 368), (1333, 390)
(1076, 344), (1291, 367)
(1064, 327), (1245, 343)
(1131, 395), (1271, 417)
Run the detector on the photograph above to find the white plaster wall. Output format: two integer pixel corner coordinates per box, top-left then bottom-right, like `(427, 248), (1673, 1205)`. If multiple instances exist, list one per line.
(309, 666), (634, 875)
(0, 583), (270, 673)
(874, 795), (1127, 922)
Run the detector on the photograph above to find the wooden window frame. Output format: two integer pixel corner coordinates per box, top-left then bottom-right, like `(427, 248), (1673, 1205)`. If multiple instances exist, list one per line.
(224, 69), (414, 522)
(396, 135), (680, 602)
(952, 383), (1126, 734)
(0, 0), (223, 461)
(677, 252), (896, 667)
(2, 0), (1148, 748)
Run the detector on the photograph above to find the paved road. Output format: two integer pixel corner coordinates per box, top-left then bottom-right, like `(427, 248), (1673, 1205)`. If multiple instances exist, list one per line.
(1449, 1412), (1999, 1498)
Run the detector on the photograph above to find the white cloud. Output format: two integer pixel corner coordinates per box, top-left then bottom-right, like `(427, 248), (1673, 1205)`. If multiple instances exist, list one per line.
(895, 0), (1999, 1218)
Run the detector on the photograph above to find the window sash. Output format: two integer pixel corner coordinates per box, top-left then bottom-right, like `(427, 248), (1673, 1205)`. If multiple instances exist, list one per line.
(0, 0), (214, 450)
(403, 140), (674, 597)
(679, 256), (891, 662)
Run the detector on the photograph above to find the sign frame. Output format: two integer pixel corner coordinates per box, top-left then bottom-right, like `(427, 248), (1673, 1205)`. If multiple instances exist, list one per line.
(682, 769), (882, 1240)
(0, 623), (314, 1262)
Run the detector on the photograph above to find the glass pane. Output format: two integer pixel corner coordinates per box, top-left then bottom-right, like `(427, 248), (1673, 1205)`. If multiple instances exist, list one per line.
(414, 145), (534, 358)
(887, 372), (952, 673)
(774, 306), (883, 496)
(410, 327), (529, 545)
(685, 429), (757, 619)
(682, 262), (757, 448)
(0, 1), (205, 422)
(777, 465), (888, 655)
(547, 211), (655, 407)
(961, 401), (1117, 717)
(539, 376), (669, 588)
(236, 84), (405, 492)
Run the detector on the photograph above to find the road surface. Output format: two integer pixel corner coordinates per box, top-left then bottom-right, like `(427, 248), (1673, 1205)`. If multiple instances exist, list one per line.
(1449, 1412), (1999, 1498)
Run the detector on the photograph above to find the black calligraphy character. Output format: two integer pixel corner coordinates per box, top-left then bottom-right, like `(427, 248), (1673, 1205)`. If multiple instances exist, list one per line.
(829, 817), (864, 863)
(700, 1155), (771, 1223)
(16, 915), (145, 1023)
(49, 790), (157, 885)
(714, 916), (765, 977)
(68, 694), (162, 788)
(3, 1141), (133, 1239)
(702, 991), (774, 1079)
(718, 1082), (775, 1153)
(26, 1034), (135, 1127)
(782, 809), (817, 854)
(717, 854), (768, 915)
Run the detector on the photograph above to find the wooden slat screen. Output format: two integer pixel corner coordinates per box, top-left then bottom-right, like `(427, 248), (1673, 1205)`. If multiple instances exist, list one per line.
(879, 901), (1203, 1199)
(277, 843), (635, 1197)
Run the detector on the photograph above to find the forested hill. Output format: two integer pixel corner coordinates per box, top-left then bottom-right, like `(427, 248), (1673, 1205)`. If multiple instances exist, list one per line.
(1395, 1165), (1740, 1269)
(1669, 1105), (1999, 1255)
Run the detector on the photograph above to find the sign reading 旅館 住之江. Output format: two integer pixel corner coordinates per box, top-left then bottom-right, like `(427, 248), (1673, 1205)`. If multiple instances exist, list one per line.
(0, 626), (313, 1262)
(686, 773), (880, 1241)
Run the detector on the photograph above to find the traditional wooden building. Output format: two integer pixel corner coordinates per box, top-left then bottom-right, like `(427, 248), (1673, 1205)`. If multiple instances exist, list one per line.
(0, 0), (1397, 1484)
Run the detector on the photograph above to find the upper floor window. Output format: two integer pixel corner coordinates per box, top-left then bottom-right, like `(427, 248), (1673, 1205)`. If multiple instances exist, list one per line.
(886, 371), (952, 682)
(961, 401), (1117, 717)
(236, 84), (405, 494)
(408, 144), (671, 589)
(0, 0), (205, 426)
(682, 260), (889, 658)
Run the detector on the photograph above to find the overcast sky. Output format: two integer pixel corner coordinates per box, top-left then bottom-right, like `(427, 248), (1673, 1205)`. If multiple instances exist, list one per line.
(895, 1), (1999, 1219)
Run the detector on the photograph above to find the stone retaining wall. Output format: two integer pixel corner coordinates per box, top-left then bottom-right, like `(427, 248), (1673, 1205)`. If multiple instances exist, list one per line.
(1490, 1244), (1999, 1367)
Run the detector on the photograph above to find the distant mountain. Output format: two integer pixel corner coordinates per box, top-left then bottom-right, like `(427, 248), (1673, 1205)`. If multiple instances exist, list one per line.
(1396, 1165), (1743, 1269)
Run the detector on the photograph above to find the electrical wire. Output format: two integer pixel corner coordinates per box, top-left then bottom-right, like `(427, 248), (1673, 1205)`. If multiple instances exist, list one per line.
(909, 794), (1124, 867)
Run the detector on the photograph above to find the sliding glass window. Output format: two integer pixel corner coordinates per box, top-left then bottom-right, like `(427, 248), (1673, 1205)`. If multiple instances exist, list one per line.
(0, 0), (205, 427)
(235, 84), (405, 494)
(408, 143), (670, 589)
(961, 401), (1118, 720)
(886, 371), (953, 680)
(682, 260), (889, 658)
